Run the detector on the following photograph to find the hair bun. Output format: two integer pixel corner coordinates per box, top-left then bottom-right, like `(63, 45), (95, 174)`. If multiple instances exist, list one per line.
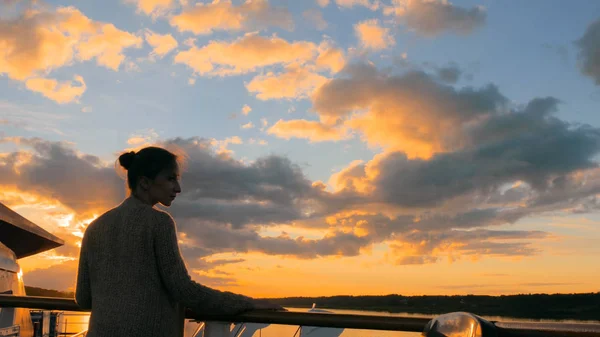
(118, 151), (137, 170)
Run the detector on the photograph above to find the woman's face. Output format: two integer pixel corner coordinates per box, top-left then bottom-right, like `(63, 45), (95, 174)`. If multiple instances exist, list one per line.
(147, 164), (182, 207)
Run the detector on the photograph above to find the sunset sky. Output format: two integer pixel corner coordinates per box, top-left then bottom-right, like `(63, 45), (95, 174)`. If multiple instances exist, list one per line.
(2, 0), (600, 298)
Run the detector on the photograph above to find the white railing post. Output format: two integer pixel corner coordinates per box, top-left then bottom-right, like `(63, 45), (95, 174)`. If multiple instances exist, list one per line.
(203, 321), (232, 337)
(42, 310), (50, 337)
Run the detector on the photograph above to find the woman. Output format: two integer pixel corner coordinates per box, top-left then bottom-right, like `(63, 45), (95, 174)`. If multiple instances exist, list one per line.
(75, 146), (281, 337)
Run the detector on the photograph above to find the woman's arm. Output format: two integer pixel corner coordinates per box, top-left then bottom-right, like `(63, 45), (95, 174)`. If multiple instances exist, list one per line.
(75, 230), (92, 310)
(153, 211), (256, 315)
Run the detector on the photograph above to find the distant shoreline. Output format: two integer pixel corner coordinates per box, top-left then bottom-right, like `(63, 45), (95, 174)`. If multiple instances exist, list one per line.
(261, 293), (600, 321)
(25, 286), (600, 321)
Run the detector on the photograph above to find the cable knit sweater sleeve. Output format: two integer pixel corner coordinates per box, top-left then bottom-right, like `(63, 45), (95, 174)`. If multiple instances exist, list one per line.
(153, 211), (256, 316)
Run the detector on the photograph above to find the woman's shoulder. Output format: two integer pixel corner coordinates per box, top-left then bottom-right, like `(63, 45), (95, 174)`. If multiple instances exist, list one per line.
(91, 197), (176, 229)
(82, 207), (117, 236)
(149, 207), (175, 225)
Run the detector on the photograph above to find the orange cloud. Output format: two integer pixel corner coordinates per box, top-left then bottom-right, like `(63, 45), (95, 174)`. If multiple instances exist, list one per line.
(170, 0), (292, 35)
(128, 0), (173, 17)
(76, 23), (143, 70)
(55, 6), (99, 36)
(388, 229), (548, 265)
(0, 5), (142, 100)
(328, 159), (374, 193)
(127, 137), (147, 145)
(244, 40), (345, 100)
(267, 119), (350, 143)
(174, 33), (316, 76)
(127, 129), (159, 147)
(1, 9), (79, 81)
(25, 75), (86, 104)
(246, 65), (329, 100)
(145, 29), (178, 57)
(354, 19), (395, 50)
(242, 104), (252, 115)
(312, 64), (506, 158)
(211, 136), (243, 155)
(315, 40), (346, 73)
(345, 111), (441, 158)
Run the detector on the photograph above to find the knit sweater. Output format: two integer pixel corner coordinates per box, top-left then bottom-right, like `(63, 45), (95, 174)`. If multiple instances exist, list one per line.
(75, 196), (255, 337)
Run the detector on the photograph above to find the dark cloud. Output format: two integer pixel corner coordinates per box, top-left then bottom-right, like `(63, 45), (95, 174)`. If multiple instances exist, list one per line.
(177, 219), (370, 259)
(576, 18), (600, 84)
(190, 272), (239, 287)
(0, 136), (327, 227)
(395, 0), (486, 37)
(395, 255), (439, 265)
(163, 137), (329, 228)
(177, 245), (213, 262)
(436, 63), (461, 83)
(169, 198), (304, 228)
(0, 136), (371, 261)
(0, 137), (124, 218)
(367, 98), (600, 207)
(307, 62), (600, 264)
(167, 137), (316, 205)
(186, 259), (247, 288)
(0, 136), (362, 262)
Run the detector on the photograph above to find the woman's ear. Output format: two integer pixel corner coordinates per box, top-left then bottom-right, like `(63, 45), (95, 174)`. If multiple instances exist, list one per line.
(139, 176), (151, 191)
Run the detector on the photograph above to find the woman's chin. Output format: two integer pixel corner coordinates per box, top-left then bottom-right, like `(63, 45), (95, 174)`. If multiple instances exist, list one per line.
(159, 200), (173, 207)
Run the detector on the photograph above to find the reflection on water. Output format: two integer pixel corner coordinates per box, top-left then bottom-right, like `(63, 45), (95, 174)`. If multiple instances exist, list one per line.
(56, 307), (600, 337)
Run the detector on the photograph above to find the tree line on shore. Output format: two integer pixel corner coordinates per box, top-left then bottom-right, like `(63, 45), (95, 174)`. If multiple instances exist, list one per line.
(263, 293), (600, 320)
(24, 286), (600, 321)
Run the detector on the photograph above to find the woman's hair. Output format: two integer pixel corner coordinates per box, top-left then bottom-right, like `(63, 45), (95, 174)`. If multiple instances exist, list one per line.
(118, 146), (179, 190)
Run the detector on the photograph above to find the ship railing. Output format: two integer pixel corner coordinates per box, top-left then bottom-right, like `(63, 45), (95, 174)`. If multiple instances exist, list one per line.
(1, 295), (600, 337)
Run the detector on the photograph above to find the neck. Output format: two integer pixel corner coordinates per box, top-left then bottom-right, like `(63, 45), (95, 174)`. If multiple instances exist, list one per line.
(131, 191), (155, 206)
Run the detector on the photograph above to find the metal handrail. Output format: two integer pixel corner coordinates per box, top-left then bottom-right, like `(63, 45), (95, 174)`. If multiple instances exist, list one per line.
(2, 295), (600, 337)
